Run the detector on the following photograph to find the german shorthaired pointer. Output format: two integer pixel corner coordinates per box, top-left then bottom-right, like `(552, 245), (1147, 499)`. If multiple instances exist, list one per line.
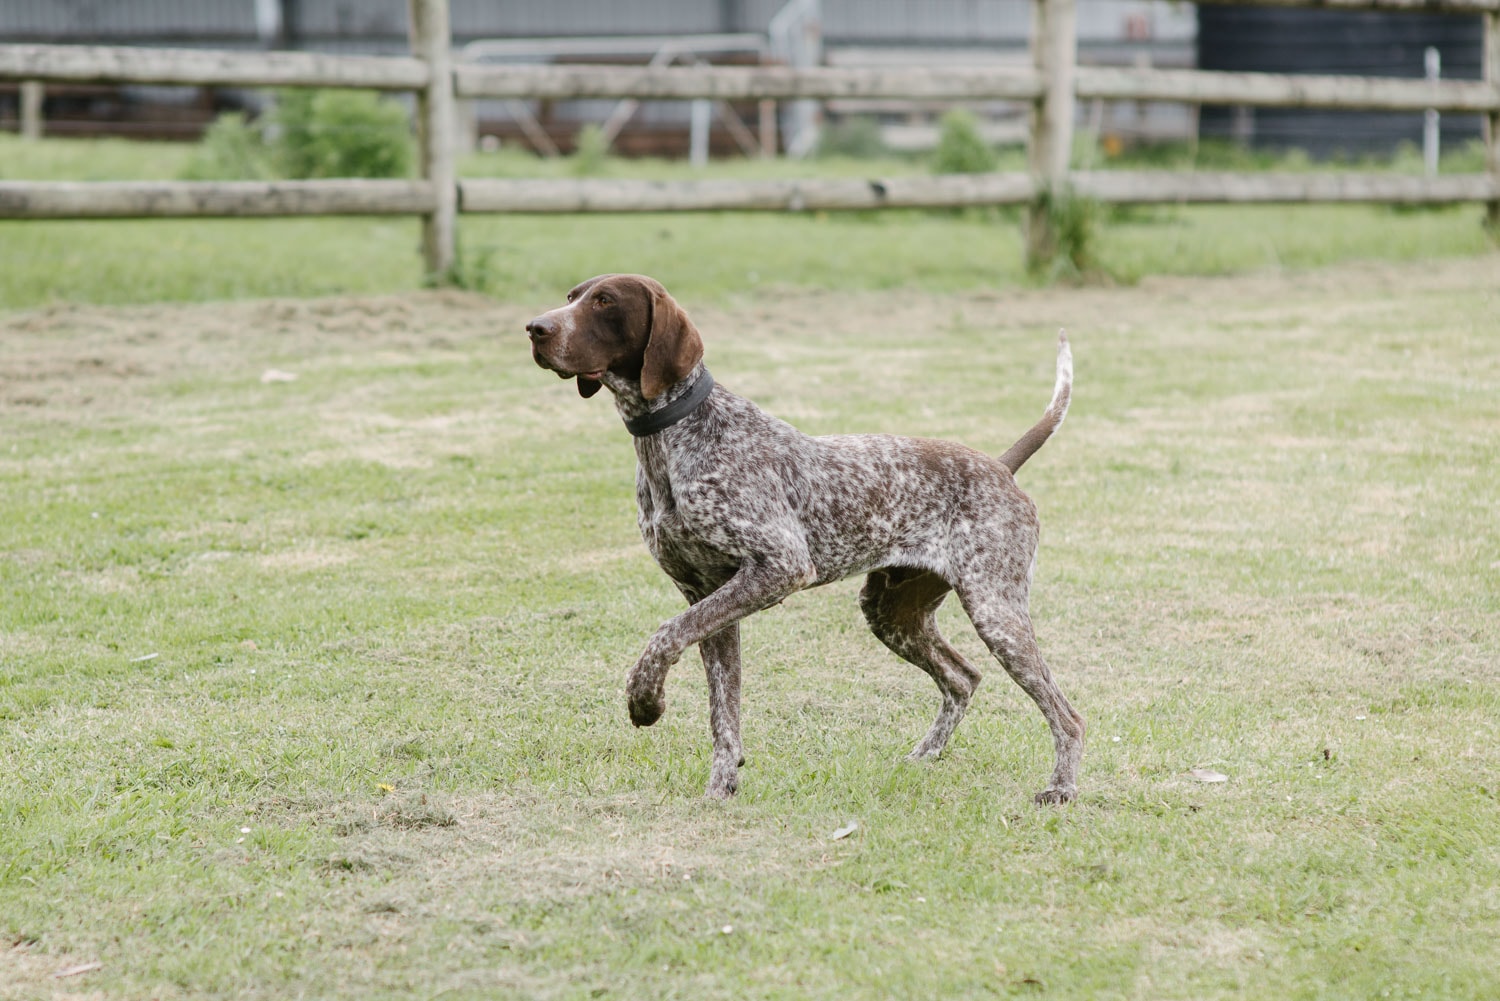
(526, 275), (1084, 804)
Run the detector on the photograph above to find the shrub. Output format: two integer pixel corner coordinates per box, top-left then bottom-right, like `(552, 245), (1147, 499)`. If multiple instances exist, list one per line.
(271, 89), (413, 179)
(179, 112), (275, 181)
(932, 109), (997, 174)
(818, 116), (886, 159)
(569, 124), (611, 177)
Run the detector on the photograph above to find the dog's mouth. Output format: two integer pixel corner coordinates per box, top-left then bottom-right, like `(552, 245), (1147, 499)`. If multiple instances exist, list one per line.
(552, 368), (604, 381)
(532, 345), (603, 382)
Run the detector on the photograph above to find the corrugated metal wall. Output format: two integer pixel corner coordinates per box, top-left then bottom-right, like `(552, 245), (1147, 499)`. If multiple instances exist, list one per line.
(1, 0), (257, 42)
(3, 0), (1189, 48)
(1197, 8), (1485, 157)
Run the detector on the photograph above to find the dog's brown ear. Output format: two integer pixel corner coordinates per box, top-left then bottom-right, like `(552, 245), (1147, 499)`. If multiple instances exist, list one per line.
(640, 283), (704, 400)
(577, 376), (602, 398)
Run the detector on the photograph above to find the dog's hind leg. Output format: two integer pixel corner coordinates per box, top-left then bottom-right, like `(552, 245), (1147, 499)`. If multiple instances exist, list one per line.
(859, 567), (983, 761)
(954, 575), (1084, 805)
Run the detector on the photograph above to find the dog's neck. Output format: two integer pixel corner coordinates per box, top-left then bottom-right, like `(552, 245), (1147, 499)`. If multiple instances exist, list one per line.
(603, 363), (713, 434)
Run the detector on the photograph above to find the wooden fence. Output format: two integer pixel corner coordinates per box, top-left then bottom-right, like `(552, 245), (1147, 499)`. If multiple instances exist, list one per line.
(1, 0), (1497, 275)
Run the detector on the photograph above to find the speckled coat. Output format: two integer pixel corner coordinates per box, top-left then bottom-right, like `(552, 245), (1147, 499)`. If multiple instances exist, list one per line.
(526, 274), (1084, 804)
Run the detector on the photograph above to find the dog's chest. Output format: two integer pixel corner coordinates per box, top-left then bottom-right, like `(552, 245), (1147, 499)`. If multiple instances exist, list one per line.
(634, 442), (736, 591)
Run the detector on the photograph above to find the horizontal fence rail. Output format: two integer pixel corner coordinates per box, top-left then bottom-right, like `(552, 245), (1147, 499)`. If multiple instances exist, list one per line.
(0, 180), (436, 219)
(454, 64), (1044, 101)
(4, 172), (1489, 220)
(8, 49), (1493, 113)
(458, 64), (1500, 112)
(1071, 171), (1500, 204)
(1073, 67), (1500, 113)
(0, 43), (429, 90)
(460, 174), (1038, 213)
(458, 172), (1499, 214)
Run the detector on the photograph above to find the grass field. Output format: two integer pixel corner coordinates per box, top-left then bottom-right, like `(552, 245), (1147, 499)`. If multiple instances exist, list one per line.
(3, 243), (1498, 998)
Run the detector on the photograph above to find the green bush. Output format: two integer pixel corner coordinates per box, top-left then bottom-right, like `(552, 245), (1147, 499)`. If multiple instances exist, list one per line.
(181, 90), (414, 181)
(818, 116), (887, 159)
(178, 112), (276, 181)
(271, 89), (413, 179)
(932, 109), (997, 174)
(569, 124), (611, 177)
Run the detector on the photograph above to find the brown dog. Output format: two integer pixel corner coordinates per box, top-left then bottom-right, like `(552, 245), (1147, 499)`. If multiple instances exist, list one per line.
(527, 275), (1083, 803)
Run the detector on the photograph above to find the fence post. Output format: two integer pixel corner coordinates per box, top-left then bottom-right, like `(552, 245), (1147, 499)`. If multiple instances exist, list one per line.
(1422, 47), (1441, 176)
(20, 81), (43, 139)
(407, 0), (457, 280)
(1026, 0), (1077, 271)
(1486, 11), (1499, 233)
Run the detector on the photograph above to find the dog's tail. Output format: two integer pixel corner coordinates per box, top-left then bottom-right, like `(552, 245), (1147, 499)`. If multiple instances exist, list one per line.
(999, 330), (1072, 474)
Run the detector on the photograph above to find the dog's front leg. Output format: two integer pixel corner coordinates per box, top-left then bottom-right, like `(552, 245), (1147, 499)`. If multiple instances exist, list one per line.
(627, 553), (814, 729)
(699, 623), (743, 799)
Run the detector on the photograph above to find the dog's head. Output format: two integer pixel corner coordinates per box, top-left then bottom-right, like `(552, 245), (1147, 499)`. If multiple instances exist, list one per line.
(525, 274), (703, 400)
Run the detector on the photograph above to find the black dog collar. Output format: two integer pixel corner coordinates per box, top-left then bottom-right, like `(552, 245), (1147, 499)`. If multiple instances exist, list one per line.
(623, 369), (715, 437)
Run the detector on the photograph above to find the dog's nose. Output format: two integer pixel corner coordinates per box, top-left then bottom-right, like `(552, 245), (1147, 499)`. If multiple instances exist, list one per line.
(526, 317), (556, 341)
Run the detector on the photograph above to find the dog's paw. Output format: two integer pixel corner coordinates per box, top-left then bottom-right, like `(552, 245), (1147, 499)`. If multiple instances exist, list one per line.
(703, 776), (738, 800)
(703, 751), (741, 799)
(627, 686), (665, 727)
(905, 742), (944, 762)
(1033, 784), (1077, 806)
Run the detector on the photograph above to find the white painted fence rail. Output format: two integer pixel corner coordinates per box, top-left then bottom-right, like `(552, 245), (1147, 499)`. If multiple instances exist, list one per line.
(1, 0), (1497, 274)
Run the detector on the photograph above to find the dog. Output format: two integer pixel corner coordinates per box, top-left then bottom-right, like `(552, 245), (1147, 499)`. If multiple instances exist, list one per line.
(526, 274), (1083, 803)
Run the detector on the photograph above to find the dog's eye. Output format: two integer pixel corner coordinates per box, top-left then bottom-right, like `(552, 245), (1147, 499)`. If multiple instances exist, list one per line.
(566, 290), (579, 302)
(594, 294), (612, 307)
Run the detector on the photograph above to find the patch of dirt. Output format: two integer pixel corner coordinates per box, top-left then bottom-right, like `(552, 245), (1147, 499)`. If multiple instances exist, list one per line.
(257, 548), (356, 572)
(347, 790), (791, 885)
(3, 257), (1494, 419)
(0, 290), (501, 415)
(0, 939), (107, 1001)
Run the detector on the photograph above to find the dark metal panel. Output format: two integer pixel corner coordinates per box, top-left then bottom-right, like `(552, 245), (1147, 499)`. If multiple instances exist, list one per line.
(1197, 7), (1485, 155)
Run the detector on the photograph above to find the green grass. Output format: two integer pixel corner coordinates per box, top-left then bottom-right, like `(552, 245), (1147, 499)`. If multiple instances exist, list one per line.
(3, 250), (1498, 997)
(1, 135), (1495, 308)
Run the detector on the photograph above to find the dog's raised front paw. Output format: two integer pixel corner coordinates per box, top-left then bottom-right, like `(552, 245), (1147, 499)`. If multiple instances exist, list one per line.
(627, 685), (665, 727)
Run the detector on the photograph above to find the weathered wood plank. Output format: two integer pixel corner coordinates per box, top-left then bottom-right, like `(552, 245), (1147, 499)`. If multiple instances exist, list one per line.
(2, 173), (1487, 219)
(1485, 13), (1500, 227)
(0, 180), (436, 218)
(1071, 171), (1500, 203)
(0, 43), (429, 90)
(453, 63), (1044, 101)
(1028, 0), (1079, 269)
(1075, 66), (1500, 113)
(1030, 0), (1077, 187)
(459, 174), (1037, 213)
(19, 80), (43, 139)
(461, 172), (1500, 213)
(409, 0), (457, 277)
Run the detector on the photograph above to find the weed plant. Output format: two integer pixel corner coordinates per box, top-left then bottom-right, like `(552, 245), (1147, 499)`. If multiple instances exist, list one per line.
(931, 109), (999, 174)
(178, 90), (413, 181)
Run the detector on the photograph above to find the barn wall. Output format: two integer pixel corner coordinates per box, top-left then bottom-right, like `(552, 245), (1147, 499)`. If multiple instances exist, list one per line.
(1197, 8), (1485, 157)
